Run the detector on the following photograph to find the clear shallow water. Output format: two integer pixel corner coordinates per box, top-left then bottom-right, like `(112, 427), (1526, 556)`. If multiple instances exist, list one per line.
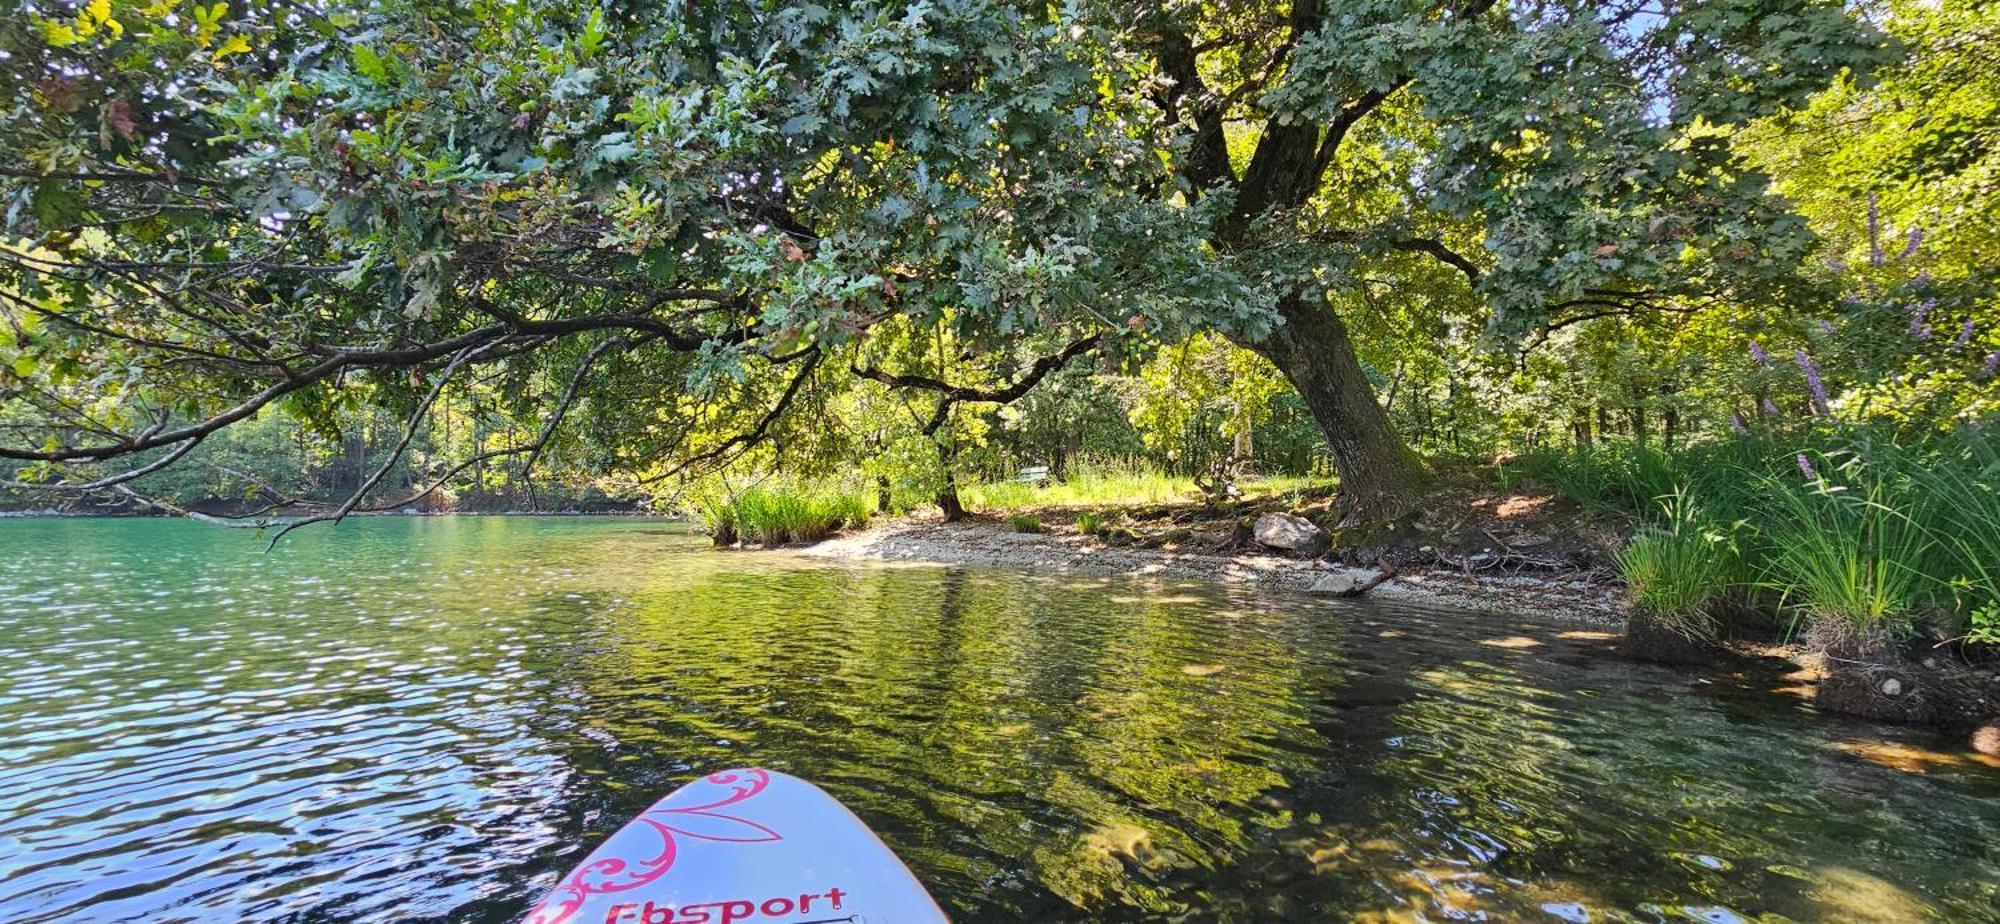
(1, 517), (1996, 923)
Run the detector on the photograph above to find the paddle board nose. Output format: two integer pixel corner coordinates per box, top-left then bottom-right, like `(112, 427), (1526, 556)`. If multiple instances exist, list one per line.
(525, 768), (949, 924)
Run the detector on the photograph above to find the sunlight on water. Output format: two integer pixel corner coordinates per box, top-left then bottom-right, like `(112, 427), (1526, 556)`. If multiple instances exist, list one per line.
(1, 517), (1996, 922)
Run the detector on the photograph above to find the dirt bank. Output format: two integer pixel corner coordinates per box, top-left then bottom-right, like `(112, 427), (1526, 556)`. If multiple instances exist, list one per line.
(803, 516), (1626, 625)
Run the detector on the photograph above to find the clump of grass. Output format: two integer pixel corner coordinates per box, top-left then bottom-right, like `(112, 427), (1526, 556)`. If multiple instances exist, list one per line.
(698, 497), (739, 546)
(1007, 513), (1042, 533)
(1913, 443), (2000, 643)
(964, 480), (1037, 510)
(1758, 463), (1935, 640)
(1075, 512), (1105, 536)
(1614, 489), (1736, 637)
(699, 483), (872, 545)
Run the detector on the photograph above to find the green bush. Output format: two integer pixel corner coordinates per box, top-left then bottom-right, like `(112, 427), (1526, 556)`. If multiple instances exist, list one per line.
(1075, 512), (1104, 536)
(1007, 513), (1043, 533)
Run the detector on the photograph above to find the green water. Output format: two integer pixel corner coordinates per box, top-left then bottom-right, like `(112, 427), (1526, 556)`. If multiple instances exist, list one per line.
(0, 517), (1996, 923)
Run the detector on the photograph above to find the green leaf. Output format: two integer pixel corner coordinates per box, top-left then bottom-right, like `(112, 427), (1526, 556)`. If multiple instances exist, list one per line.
(352, 44), (387, 82)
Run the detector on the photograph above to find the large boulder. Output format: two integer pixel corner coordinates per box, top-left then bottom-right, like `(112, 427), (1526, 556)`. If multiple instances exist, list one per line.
(1253, 512), (1330, 557)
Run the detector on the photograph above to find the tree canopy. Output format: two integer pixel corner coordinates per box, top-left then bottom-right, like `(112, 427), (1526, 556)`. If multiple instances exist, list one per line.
(3, 0), (1963, 523)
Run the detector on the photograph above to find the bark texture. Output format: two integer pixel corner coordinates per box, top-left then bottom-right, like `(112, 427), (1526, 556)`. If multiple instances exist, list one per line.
(1250, 294), (1427, 516)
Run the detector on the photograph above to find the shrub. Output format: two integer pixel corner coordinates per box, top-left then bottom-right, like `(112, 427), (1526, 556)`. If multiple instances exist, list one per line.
(1007, 513), (1043, 533)
(1075, 512), (1104, 536)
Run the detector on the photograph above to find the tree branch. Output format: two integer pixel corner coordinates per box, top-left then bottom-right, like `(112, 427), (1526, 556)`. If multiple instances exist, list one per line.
(261, 338), (506, 547)
(521, 335), (633, 507)
(0, 435), (206, 493)
(854, 334), (1102, 435)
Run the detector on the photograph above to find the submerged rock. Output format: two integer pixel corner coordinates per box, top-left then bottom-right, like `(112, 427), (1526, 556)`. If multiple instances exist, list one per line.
(1254, 512), (1329, 556)
(1817, 663), (1937, 725)
(1810, 629), (1939, 725)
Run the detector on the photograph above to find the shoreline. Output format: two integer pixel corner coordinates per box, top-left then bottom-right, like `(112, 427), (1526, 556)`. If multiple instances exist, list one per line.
(803, 516), (1627, 625)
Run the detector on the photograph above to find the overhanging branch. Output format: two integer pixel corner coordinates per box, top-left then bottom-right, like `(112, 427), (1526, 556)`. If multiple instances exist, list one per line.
(854, 333), (1102, 435)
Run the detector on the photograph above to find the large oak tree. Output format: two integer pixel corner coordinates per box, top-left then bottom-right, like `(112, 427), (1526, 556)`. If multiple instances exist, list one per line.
(1, 0), (1888, 515)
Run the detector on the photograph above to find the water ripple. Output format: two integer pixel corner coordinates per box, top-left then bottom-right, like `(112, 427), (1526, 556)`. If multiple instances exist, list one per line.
(1, 517), (1997, 923)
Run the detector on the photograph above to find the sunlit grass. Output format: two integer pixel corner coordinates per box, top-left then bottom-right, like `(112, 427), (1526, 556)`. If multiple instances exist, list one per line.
(1006, 513), (1043, 533)
(1531, 430), (1999, 644)
(963, 470), (1192, 510)
(1614, 489), (1736, 637)
(962, 467), (1333, 512)
(696, 483), (872, 544)
(1759, 468), (1937, 637)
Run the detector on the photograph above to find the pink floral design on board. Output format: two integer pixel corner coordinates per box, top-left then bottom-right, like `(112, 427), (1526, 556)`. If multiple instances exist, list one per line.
(524, 769), (781, 924)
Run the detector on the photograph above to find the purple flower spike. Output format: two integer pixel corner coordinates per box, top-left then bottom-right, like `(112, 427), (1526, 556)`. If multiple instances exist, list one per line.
(1797, 453), (1818, 482)
(1868, 195), (1884, 266)
(1913, 299), (1939, 339)
(1983, 351), (2000, 379)
(1955, 320), (1977, 349)
(1762, 397), (1781, 415)
(1749, 341), (1771, 365)
(1796, 350), (1830, 415)
(1902, 227), (1924, 258)
(1818, 319), (1836, 337)
(1731, 414), (1750, 436)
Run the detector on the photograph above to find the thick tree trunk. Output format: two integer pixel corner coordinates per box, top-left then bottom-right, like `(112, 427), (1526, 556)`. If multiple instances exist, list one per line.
(934, 440), (966, 522)
(936, 479), (966, 521)
(1247, 294), (1426, 516)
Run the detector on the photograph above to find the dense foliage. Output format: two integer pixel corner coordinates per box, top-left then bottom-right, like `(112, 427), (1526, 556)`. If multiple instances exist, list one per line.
(3, 0), (1917, 520)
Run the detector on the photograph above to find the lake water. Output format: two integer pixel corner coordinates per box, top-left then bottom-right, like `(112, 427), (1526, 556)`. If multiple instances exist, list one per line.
(1, 516), (1996, 922)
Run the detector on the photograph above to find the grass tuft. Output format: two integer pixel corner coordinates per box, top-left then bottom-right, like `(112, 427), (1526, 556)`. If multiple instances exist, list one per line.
(697, 483), (871, 545)
(962, 464), (1334, 512)
(1759, 469), (1936, 637)
(1614, 489), (1736, 637)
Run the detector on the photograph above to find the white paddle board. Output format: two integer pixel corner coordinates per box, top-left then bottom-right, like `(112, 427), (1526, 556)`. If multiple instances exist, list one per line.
(524, 768), (949, 924)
